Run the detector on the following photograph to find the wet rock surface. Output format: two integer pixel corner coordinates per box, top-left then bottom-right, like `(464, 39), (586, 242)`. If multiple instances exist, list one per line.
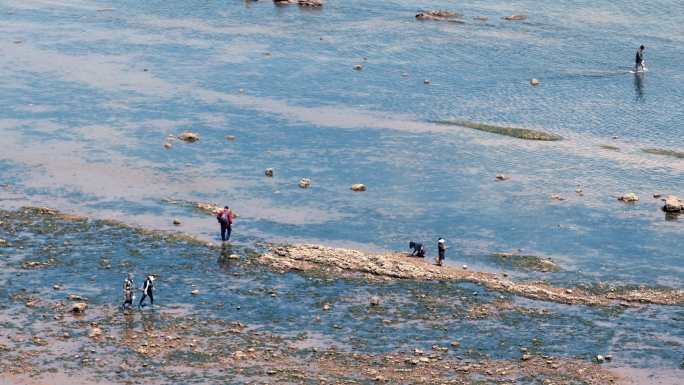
(0, 207), (681, 384)
(415, 11), (461, 21)
(435, 120), (563, 141)
(262, 244), (684, 306)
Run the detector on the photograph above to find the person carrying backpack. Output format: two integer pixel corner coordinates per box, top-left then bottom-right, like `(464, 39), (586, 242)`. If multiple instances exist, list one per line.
(216, 206), (235, 242)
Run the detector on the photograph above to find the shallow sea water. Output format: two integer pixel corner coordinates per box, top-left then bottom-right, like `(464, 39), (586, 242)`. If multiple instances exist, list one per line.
(0, 0), (682, 382)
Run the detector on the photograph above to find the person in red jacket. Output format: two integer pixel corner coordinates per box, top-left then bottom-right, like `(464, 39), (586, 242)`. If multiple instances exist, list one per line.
(216, 206), (234, 241)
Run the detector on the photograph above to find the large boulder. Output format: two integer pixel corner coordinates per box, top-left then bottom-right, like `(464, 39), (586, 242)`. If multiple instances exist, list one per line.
(299, 178), (311, 189)
(663, 195), (683, 213)
(618, 193), (639, 202)
(178, 132), (200, 143)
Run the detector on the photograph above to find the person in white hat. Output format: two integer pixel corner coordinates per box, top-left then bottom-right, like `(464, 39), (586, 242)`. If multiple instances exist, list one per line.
(437, 238), (447, 266)
(139, 275), (155, 308)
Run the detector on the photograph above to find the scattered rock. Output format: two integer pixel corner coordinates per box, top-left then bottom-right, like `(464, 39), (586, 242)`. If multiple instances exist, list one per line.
(503, 15), (527, 21)
(473, 16), (489, 21)
(68, 294), (87, 301)
(495, 174), (509, 181)
(70, 302), (88, 314)
(298, 0), (322, 7)
(164, 142), (172, 149)
(353, 64), (363, 71)
(618, 193), (639, 202)
(595, 355), (605, 363)
(299, 178), (311, 189)
(191, 289), (200, 296)
(423, 79), (431, 84)
(227, 254), (240, 260)
(53, 284), (61, 290)
(322, 303), (331, 311)
(369, 296), (380, 306)
(416, 10), (460, 21)
(88, 327), (103, 338)
(550, 194), (565, 201)
(225, 135), (236, 141)
(663, 195), (683, 213)
(172, 219), (181, 225)
(530, 78), (540, 86)
(178, 132), (200, 143)
(522, 353), (531, 361)
(653, 194), (662, 199)
(450, 341), (460, 348)
(351, 183), (367, 192)
(265, 168), (274, 177)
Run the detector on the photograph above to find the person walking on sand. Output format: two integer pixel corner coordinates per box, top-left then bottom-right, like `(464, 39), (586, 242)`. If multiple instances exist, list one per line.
(216, 206), (235, 242)
(121, 273), (135, 310)
(139, 275), (155, 309)
(437, 237), (447, 266)
(635, 45), (646, 72)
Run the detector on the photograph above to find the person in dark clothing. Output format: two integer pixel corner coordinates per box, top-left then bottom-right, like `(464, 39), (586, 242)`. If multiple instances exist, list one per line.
(635, 45), (646, 72)
(216, 206), (234, 242)
(139, 275), (155, 308)
(437, 237), (447, 266)
(121, 273), (135, 310)
(409, 241), (425, 258)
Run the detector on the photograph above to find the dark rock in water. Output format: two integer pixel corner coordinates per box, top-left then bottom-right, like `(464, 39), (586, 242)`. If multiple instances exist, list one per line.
(298, 0), (322, 7)
(642, 148), (684, 159)
(178, 132), (200, 143)
(663, 195), (684, 213)
(265, 168), (274, 177)
(416, 10), (461, 21)
(618, 193), (639, 202)
(491, 252), (560, 272)
(433, 120), (562, 141)
(70, 302), (88, 313)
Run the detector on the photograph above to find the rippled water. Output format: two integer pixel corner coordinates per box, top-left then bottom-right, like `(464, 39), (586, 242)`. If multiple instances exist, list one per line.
(0, 0), (683, 380)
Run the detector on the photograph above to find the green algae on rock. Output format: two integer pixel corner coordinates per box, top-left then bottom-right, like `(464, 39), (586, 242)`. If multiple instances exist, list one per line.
(434, 120), (563, 141)
(642, 148), (684, 159)
(490, 252), (561, 272)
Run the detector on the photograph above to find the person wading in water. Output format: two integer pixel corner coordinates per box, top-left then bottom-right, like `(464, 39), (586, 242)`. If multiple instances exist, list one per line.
(121, 273), (135, 311)
(635, 45), (646, 72)
(216, 206), (235, 242)
(139, 275), (155, 309)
